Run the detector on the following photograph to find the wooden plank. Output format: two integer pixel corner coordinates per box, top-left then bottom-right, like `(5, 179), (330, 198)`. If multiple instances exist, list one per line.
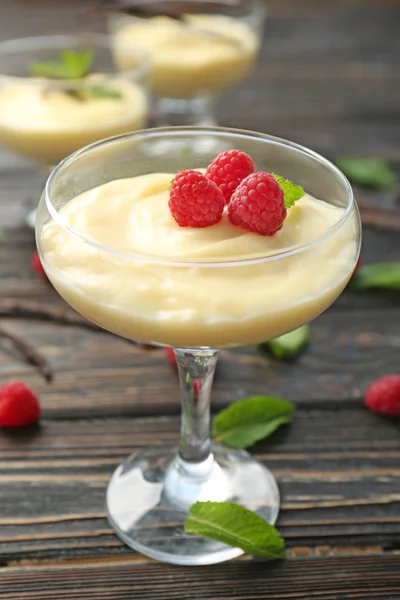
(0, 303), (400, 414)
(1, 553), (400, 599)
(0, 408), (399, 562)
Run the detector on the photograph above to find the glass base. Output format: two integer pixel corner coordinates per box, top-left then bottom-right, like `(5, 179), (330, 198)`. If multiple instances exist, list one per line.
(106, 443), (280, 566)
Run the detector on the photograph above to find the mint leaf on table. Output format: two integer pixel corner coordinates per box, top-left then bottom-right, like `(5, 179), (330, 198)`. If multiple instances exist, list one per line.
(336, 157), (397, 190)
(351, 262), (400, 291)
(213, 396), (295, 449)
(272, 174), (305, 208)
(259, 325), (310, 360)
(30, 49), (94, 80)
(184, 502), (286, 559)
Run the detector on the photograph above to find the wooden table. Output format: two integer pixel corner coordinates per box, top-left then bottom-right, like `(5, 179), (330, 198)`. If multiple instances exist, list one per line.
(1, 1), (400, 598)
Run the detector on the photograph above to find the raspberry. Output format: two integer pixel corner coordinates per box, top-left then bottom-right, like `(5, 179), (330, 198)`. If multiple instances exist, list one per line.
(205, 150), (255, 204)
(365, 375), (400, 417)
(169, 170), (224, 228)
(0, 381), (41, 427)
(228, 172), (287, 236)
(165, 348), (177, 369)
(32, 251), (47, 280)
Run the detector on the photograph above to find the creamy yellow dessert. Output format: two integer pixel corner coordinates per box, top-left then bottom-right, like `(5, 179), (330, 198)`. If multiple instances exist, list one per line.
(113, 15), (259, 99)
(0, 75), (148, 165)
(39, 172), (358, 348)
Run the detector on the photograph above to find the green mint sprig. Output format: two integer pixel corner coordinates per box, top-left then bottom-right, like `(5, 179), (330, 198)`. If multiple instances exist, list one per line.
(184, 501), (286, 559)
(259, 325), (310, 361)
(272, 174), (305, 208)
(31, 50), (94, 80)
(73, 85), (122, 101)
(213, 395), (295, 449)
(350, 262), (400, 291)
(336, 157), (397, 190)
(31, 50), (122, 101)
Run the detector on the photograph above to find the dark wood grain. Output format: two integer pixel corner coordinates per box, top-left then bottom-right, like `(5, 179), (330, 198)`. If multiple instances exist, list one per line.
(1, 1), (400, 599)
(0, 407), (399, 563)
(2, 555), (400, 599)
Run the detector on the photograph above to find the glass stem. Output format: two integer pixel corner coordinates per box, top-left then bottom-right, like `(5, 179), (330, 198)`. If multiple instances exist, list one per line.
(154, 97), (217, 127)
(175, 348), (219, 465)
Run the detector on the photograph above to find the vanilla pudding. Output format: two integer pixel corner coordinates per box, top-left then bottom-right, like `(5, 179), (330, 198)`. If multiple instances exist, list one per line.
(39, 172), (358, 348)
(0, 75), (148, 165)
(113, 15), (259, 99)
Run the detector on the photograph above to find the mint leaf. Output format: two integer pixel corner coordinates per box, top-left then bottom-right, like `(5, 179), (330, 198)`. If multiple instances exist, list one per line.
(61, 50), (93, 78)
(272, 174), (304, 208)
(81, 85), (122, 100)
(259, 325), (310, 360)
(336, 157), (397, 190)
(351, 262), (400, 291)
(31, 49), (94, 80)
(213, 396), (295, 449)
(184, 502), (286, 559)
(31, 61), (73, 79)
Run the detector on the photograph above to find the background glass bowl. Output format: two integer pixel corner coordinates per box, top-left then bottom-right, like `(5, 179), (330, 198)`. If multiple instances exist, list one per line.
(0, 33), (150, 226)
(109, 0), (266, 126)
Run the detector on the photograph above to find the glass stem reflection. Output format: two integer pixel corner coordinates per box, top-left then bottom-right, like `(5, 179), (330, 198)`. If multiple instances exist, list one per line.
(175, 348), (220, 465)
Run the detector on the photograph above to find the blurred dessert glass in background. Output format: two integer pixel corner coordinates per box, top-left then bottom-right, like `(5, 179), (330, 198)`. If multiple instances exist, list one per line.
(109, 0), (266, 126)
(0, 33), (149, 226)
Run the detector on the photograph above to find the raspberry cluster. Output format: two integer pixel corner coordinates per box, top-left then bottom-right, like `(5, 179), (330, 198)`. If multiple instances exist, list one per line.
(169, 150), (289, 236)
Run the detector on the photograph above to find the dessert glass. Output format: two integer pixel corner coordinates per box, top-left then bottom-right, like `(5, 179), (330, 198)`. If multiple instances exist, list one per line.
(0, 33), (150, 227)
(35, 127), (361, 566)
(109, 0), (266, 126)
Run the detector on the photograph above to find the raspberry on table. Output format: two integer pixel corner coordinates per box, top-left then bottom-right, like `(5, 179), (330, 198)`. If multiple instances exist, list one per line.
(0, 381), (41, 427)
(169, 170), (225, 228)
(32, 251), (48, 280)
(365, 375), (400, 417)
(205, 150), (255, 204)
(165, 348), (177, 369)
(228, 172), (287, 236)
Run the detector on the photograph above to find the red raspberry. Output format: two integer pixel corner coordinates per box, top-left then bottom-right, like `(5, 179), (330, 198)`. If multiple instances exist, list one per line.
(228, 172), (287, 236)
(365, 375), (400, 417)
(205, 150), (255, 204)
(32, 251), (48, 280)
(169, 170), (224, 228)
(165, 348), (177, 369)
(0, 381), (41, 427)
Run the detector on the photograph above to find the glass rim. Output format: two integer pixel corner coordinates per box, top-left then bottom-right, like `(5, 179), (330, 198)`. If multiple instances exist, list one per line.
(43, 126), (357, 269)
(0, 33), (151, 84)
